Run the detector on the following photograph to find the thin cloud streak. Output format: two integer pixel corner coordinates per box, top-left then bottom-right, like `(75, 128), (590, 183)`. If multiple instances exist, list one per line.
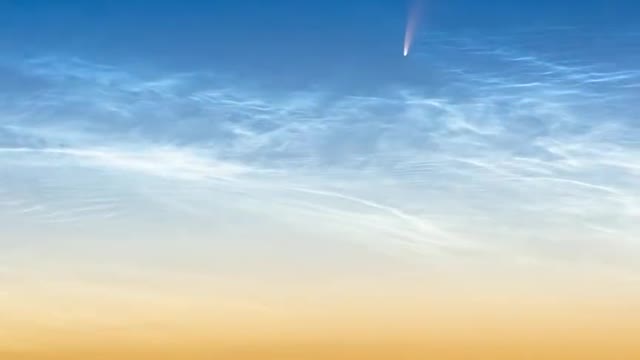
(1, 26), (639, 269)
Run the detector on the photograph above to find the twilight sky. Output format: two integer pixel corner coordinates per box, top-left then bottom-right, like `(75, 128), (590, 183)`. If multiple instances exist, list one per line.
(1, 3), (640, 351)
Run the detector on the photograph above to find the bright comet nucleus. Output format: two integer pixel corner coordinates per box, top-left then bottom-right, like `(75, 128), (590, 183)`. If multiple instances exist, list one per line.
(403, 0), (423, 57)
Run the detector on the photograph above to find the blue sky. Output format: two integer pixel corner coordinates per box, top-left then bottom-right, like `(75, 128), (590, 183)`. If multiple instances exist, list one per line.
(2, 1), (637, 86)
(1, 1), (640, 277)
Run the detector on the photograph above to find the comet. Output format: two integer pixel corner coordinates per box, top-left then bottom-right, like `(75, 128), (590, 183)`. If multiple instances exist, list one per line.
(403, 0), (424, 57)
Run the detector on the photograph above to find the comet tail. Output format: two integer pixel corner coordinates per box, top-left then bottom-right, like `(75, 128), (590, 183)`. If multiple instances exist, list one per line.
(403, 0), (423, 57)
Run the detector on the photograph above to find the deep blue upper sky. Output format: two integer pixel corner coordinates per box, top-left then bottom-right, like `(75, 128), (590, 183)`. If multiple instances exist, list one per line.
(0, 0), (638, 91)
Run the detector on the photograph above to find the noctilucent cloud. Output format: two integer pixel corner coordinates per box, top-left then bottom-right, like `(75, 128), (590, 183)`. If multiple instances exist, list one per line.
(1, 0), (640, 277)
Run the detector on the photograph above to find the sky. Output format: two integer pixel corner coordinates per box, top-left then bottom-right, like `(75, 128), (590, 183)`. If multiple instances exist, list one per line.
(1, 1), (640, 358)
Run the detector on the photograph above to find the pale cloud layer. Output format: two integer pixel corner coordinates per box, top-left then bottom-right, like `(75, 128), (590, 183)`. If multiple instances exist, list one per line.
(1, 27), (639, 277)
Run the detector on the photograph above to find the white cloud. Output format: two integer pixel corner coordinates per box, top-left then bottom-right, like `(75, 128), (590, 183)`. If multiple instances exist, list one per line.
(1, 27), (639, 271)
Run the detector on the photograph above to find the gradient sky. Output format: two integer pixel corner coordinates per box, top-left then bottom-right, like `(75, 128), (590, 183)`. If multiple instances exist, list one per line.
(1, 1), (640, 357)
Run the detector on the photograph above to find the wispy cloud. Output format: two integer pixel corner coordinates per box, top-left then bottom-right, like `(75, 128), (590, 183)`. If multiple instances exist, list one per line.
(1, 26), (639, 270)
